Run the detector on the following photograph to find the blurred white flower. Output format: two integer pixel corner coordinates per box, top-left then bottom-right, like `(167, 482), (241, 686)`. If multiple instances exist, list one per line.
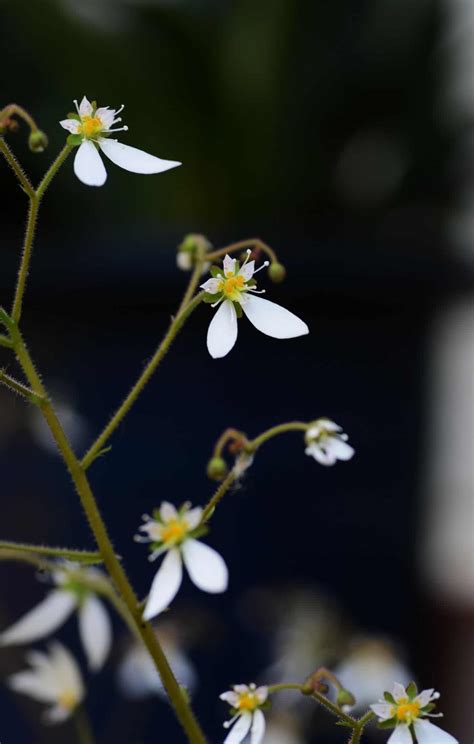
(117, 628), (196, 699)
(371, 683), (458, 744)
(200, 251), (308, 358)
(0, 563), (112, 671)
(60, 96), (181, 186)
(304, 418), (354, 466)
(334, 639), (411, 712)
(8, 642), (84, 723)
(264, 714), (305, 744)
(136, 502), (228, 620)
(220, 683), (268, 744)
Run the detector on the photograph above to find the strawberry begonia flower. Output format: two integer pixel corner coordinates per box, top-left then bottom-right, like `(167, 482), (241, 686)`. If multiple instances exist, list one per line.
(0, 563), (112, 671)
(370, 683), (458, 744)
(200, 251), (309, 358)
(220, 683), (268, 744)
(136, 502), (228, 620)
(304, 418), (354, 466)
(60, 96), (181, 186)
(8, 643), (84, 724)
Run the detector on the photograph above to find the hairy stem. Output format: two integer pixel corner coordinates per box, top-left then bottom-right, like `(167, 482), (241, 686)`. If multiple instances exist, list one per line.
(81, 291), (205, 470)
(206, 238), (278, 265)
(11, 327), (207, 744)
(0, 137), (35, 197)
(201, 471), (237, 523)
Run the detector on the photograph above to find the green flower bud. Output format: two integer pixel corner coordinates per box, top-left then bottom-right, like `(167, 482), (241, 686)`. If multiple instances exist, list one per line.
(177, 234), (212, 257)
(28, 130), (48, 153)
(206, 456), (228, 481)
(268, 262), (286, 283)
(337, 688), (356, 707)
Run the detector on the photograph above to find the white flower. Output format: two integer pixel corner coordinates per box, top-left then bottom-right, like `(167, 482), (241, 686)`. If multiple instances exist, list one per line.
(304, 418), (354, 466)
(60, 96), (181, 186)
(200, 251), (309, 358)
(370, 683), (458, 744)
(220, 683), (268, 744)
(136, 502), (228, 620)
(0, 563), (112, 671)
(8, 642), (84, 724)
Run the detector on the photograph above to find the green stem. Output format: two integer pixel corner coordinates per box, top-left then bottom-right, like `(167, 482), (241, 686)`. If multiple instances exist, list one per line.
(0, 369), (43, 403)
(350, 712), (375, 744)
(267, 682), (357, 727)
(201, 471), (237, 523)
(206, 238), (278, 265)
(176, 249), (206, 316)
(11, 326), (207, 744)
(10, 144), (72, 324)
(0, 138), (35, 197)
(245, 422), (308, 452)
(0, 541), (103, 564)
(81, 291), (205, 470)
(73, 705), (95, 744)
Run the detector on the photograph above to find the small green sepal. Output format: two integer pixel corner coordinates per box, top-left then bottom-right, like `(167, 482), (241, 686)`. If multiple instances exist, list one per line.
(378, 717), (397, 730)
(406, 681), (418, 699)
(383, 691), (395, 704)
(67, 134), (83, 147)
(210, 266), (223, 278)
(203, 292), (219, 304)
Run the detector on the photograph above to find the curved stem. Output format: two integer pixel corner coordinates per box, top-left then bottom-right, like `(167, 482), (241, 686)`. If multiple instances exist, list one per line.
(201, 471), (236, 523)
(267, 682), (356, 727)
(206, 238), (278, 265)
(36, 143), (72, 199)
(176, 249), (206, 316)
(11, 327), (207, 744)
(245, 421), (308, 452)
(81, 291), (205, 470)
(212, 428), (247, 459)
(0, 104), (39, 134)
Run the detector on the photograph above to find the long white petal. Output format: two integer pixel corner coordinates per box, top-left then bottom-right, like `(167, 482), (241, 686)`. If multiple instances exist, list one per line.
(224, 713), (252, 744)
(59, 119), (81, 134)
(74, 141), (107, 187)
(414, 720), (458, 744)
(98, 138), (181, 174)
(181, 539), (228, 594)
(387, 725), (413, 744)
(0, 590), (76, 646)
(250, 709), (266, 744)
(143, 549), (183, 620)
(78, 595), (112, 671)
(242, 295), (309, 339)
(207, 300), (238, 359)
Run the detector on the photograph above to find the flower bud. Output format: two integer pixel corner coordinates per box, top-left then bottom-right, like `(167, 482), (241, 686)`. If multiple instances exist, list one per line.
(176, 234), (212, 270)
(337, 688), (356, 708)
(206, 456), (228, 481)
(28, 130), (48, 153)
(268, 262), (286, 283)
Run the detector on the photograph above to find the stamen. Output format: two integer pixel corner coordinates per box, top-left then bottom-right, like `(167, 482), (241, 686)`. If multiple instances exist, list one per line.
(114, 104), (125, 116)
(133, 535), (150, 543)
(106, 125), (129, 133)
(73, 99), (80, 115)
(247, 288), (266, 294)
(253, 260), (270, 275)
(241, 249), (252, 269)
(211, 296), (225, 308)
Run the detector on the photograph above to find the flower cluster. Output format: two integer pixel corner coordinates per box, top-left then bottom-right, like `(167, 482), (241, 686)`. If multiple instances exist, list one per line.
(304, 418), (355, 466)
(220, 683), (268, 744)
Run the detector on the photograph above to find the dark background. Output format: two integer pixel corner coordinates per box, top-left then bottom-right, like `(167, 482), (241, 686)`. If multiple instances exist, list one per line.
(0, 1), (472, 742)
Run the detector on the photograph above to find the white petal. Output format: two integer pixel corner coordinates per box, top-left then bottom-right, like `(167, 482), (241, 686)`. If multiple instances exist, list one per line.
(48, 642), (84, 700)
(327, 437), (355, 461)
(220, 691), (240, 705)
(95, 107), (115, 129)
(241, 295), (309, 339)
(200, 278), (222, 294)
(79, 96), (93, 117)
(392, 683), (408, 702)
(98, 138), (181, 174)
(250, 709), (266, 744)
(223, 255), (236, 276)
(8, 670), (58, 703)
(185, 507), (203, 530)
(44, 704), (72, 724)
(305, 443), (337, 465)
(60, 119), (81, 134)
(74, 141), (107, 187)
(239, 260), (255, 281)
(207, 300), (238, 359)
(181, 539), (228, 594)
(415, 689), (436, 707)
(387, 725), (413, 744)
(160, 502), (178, 523)
(143, 548), (183, 620)
(224, 713), (252, 744)
(414, 720), (458, 744)
(370, 703), (394, 720)
(255, 686), (268, 704)
(78, 595), (112, 671)
(0, 590), (76, 646)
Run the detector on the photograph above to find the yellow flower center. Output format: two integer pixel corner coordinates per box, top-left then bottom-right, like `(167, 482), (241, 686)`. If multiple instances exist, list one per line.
(220, 274), (246, 300)
(161, 519), (189, 545)
(80, 115), (103, 138)
(58, 690), (78, 711)
(237, 693), (260, 711)
(394, 700), (420, 722)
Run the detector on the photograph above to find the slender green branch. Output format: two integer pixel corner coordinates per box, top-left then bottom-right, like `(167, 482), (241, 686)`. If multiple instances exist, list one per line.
(267, 682), (356, 727)
(81, 291), (205, 470)
(11, 326), (207, 744)
(245, 421), (308, 453)
(176, 247), (206, 316)
(201, 471), (236, 523)
(10, 144), (72, 324)
(206, 238), (278, 265)
(0, 370), (43, 403)
(73, 705), (95, 744)
(0, 549), (58, 573)
(0, 138), (35, 197)
(0, 335), (13, 348)
(0, 541), (103, 564)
